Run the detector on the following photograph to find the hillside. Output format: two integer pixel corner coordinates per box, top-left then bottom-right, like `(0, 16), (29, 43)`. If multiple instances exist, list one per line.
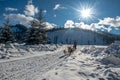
(48, 28), (115, 45)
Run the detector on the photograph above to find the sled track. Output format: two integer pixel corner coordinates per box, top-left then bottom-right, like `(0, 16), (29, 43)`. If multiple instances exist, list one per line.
(0, 47), (67, 80)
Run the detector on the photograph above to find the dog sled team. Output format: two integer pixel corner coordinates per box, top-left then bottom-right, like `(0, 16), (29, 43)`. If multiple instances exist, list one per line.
(63, 40), (77, 56)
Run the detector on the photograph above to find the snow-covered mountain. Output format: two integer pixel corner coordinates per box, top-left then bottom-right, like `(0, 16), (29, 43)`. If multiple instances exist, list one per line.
(48, 28), (115, 45)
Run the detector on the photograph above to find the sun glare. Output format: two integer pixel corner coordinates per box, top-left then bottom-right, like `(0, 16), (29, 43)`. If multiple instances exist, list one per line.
(73, 2), (96, 21)
(80, 8), (92, 18)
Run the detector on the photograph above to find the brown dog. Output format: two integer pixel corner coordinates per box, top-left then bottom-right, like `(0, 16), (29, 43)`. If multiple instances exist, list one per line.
(63, 46), (75, 56)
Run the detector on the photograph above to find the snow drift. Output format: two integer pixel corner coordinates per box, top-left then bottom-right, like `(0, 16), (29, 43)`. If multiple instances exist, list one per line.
(80, 41), (120, 65)
(101, 41), (120, 65)
(0, 43), (58, 59)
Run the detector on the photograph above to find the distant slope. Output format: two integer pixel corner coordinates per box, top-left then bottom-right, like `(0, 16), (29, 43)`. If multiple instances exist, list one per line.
(47, 28), (119, 45)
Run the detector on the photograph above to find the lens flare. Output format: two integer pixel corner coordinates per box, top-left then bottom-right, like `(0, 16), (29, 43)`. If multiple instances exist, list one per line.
(72, 2), (97, 21)
(80, 8), (92, 18)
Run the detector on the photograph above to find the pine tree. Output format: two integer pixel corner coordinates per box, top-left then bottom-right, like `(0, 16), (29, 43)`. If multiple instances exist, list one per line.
(0, 25), (14, 43)
(25, 10), (49, 45)
(0, 17), (14, 43)
(26, 27), (48, 44)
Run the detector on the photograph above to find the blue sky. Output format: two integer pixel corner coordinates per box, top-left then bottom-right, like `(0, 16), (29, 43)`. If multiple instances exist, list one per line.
(0, 0), (120, 34)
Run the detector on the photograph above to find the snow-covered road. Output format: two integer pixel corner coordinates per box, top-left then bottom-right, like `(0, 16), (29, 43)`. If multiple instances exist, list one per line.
(0, 44), (120, 80)
(0, 46), (66, 80)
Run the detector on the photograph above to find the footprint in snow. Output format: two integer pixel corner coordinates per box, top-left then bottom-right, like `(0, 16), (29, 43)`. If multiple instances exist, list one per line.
(55, 72), (58, 75)
(42, 78), (47, 80)
(72, 57), (75, 59)
(98, 78), (105, 80)
(96, 66), (102, 70)
(78, 61), (85, 63)
(78, 71), (87, 76)
(70, 68), (77, 71)
(89, 73), (99, 78)
(55, 68), (58, 70)
(59, 63), (63, 66)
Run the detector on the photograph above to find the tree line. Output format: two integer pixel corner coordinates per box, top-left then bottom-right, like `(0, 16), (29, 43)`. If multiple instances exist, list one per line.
(0, 10), (49, 45)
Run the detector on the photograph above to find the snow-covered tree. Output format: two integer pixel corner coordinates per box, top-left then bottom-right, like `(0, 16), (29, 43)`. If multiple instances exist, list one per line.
(0, 25), (14, 43)
(25, 27), (48, 44)
(25, 10), (49, 45)
(0, 17), (14, 43)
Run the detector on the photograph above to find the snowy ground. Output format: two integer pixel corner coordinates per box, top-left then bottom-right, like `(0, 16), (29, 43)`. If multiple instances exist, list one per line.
(37, 45), (120, 80)
(0, 43), (59, 60)
(38, 41), (120, 80)
(0, 44), (65, 80)
(0, 42), (120, 80)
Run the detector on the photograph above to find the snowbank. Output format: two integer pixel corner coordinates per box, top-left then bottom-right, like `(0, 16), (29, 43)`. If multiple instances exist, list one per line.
(101, 54), (120, 65)
(104, 41), (120, 57)
(80, 41), (120, 65)
(0, 43), (58, 59)
(80, 45), (105, 57)
(101, 41), (120, 65)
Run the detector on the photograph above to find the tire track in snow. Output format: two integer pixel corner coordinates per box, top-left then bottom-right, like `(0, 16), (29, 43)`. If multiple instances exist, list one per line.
(0, 46), (67, 80)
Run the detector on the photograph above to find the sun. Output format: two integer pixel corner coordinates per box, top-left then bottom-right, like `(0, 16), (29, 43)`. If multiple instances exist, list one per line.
(80, 8), (92, 18)
(73, 2), (97, 21)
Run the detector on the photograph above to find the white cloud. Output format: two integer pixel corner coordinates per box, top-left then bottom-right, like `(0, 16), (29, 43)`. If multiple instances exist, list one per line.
(24, 1), (39, 16)
(3, 0), (39, 27)
(64, 20), (74, 28)
(43, 10), (47, 14)
(98, 16), (120, 27)
(64, 17), (120, 34)
(64, 20), (92, 29)
(75, 22), (92, 30)
(43, 22), (55, 29)
(3, 13), (56, 29)
(75, 22), (108, 31)
(53, 4), (60, 10)
(4, 13), (34, 27)
(2, 0), (56, 29)
(53, 4), (67, 10)
(5, 7), (18, 11)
